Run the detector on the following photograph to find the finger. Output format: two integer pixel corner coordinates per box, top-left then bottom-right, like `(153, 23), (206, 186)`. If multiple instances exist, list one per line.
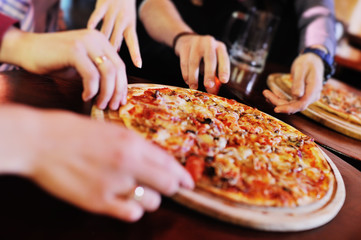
(102, 40), (128, 108)
(133, 144), (194, 194)
(87, 5), (107, 29)
(267, 85), (290, 100)
(109, 17), (125, 49)
(104, 197), (144, 222)
(301, 69), (323, 106)
(179, 46), (190, 85)
(71, 53), (100, 102)
(95, 56), (117, 109)
(263, 89), (290, 106)
(274, 101), (308, 114)
(203, 42), (217, 90)
(123, 27), (142, 68)
(216, 43), (230, 83)
(135, 165), (188, 197)
(206, 76), (222, 95)
(100, 10), (117, 40)
(291, 65), (307, 98)
(133, 186), (161, 212)
(188, 44), (202, 90)
(109, 59), (128, 109)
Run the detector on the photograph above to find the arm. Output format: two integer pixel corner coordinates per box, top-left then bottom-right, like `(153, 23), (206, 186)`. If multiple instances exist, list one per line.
(0, 25), (126, 110)
(0, 104), (193, 221)
(139, 0), (230, 94)
(87, 0), (142, 68)
(263, 0), (336, 114)
(0, 13), (18, 45)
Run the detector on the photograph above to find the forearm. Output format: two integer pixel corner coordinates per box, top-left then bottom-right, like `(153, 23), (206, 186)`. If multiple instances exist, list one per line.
(295, 0), (336, 56)
(0, 26), (30, 67)
(139, 0), (193, 47)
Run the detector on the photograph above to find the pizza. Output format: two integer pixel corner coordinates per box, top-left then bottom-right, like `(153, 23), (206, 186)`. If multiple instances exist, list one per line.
(315, 83), (361, 125)
(92, 84), (335, 208)
(270, 74), (361, 126)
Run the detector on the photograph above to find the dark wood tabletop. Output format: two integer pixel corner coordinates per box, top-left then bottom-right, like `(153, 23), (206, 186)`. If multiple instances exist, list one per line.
(0, 70), (361, 239)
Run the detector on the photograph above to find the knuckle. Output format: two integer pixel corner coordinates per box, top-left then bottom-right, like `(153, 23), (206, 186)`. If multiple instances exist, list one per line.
(203, 35), (215, 42)
(109, 149), (127, 170)
(70, 39), (86, 55)
(217, 42), (227, 51)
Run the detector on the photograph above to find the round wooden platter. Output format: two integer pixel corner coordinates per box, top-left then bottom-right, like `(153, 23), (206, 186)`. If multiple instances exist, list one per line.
(91, 83), (345, 232)
(267, 74), (361, 141)
(172, 149), (345, 232)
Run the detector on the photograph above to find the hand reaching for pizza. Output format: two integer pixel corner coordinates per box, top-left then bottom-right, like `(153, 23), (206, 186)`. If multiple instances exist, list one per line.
(87, 0), (142, 68)
(174, 34), (230, 94)
(0, 104), (194, 222)
(263, 52), (324, 114)
(0, 27), (126, 110)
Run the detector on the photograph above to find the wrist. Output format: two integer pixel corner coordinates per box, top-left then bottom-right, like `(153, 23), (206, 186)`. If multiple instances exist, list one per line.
(0, 105), (41, 177)
(173, 31), (197, 55)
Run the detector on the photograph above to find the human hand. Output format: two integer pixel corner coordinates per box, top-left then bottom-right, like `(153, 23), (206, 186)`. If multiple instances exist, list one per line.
(174, 34), (230, 94)
(5, 28), (127, 110)
(3, 106), (194, 221)
(88, 0), (142, 68)
(263, 53), (324, 114)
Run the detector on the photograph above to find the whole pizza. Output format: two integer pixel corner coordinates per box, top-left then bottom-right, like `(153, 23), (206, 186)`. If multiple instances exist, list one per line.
(93, 84), (337, 210)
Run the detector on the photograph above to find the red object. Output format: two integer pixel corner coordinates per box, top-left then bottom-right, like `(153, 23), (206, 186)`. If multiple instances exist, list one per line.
(185, 155), (205, 181)
(0, 13), (18, 45)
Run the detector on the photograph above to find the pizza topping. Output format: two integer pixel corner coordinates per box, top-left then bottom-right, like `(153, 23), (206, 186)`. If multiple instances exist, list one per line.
(118, 86), (334, 208)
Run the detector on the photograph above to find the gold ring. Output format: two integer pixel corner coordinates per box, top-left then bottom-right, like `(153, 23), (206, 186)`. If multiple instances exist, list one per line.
(94, 55), (108, 66)
(133, 186), (145, 202)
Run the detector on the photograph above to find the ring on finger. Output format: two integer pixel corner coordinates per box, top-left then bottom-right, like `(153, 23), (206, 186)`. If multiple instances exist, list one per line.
(132, 186), (145, 202)
(94, 55), (108, 66)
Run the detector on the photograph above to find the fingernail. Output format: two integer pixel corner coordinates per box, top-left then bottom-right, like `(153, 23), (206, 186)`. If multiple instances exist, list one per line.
(220, 74), (229, 83)
(82, 92), (90, 102)
(110, 102), (119, 110)
(183, 172), (195, 189)
(190, 84), (198, 89)
(122, 95), (127, 105)
(98, 101), (107, 110)
(136, 59), (142, 69)
(206, 79), (215, 88)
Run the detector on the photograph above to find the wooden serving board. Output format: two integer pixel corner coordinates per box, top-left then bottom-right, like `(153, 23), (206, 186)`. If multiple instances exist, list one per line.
(267, 74), (361, 141)
(91, 83), (345, 232)
(172, 150), (344, 232)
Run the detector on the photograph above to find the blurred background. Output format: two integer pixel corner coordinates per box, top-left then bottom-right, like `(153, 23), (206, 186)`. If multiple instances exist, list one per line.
(60, 0), (361, 89)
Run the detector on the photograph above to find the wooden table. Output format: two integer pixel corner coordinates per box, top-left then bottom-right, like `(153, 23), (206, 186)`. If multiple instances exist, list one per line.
(0, 70), (361, 239)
